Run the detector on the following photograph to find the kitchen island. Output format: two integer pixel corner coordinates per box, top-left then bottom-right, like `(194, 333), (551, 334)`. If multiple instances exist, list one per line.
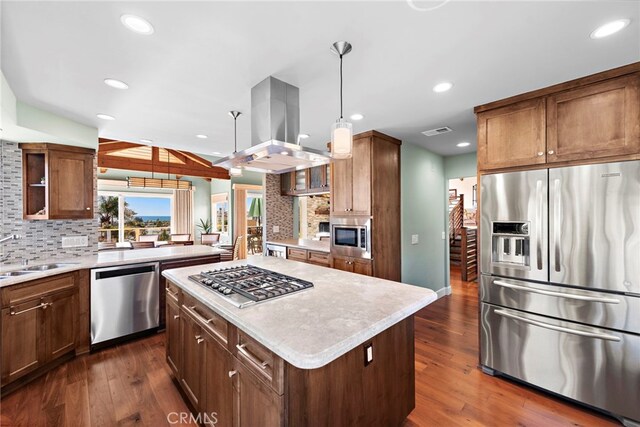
(162, 256), (437, 426)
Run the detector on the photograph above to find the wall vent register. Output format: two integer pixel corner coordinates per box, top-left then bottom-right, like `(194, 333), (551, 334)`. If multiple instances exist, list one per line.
(188, 265), (313, 308)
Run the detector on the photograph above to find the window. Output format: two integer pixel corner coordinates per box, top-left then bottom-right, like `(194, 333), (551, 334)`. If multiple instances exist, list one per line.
(211, 193), (229, 234)
(98, 191), (173, 243)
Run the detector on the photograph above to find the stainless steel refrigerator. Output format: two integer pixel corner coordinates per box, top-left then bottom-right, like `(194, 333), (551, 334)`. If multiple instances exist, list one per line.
(479, 160), (640, 426)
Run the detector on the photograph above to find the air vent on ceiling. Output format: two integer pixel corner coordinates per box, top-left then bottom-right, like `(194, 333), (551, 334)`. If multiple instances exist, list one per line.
(421, 126), (453, 137)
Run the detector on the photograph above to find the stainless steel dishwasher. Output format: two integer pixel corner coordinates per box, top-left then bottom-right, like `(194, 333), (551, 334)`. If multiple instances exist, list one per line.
(91, 262), (159, 348)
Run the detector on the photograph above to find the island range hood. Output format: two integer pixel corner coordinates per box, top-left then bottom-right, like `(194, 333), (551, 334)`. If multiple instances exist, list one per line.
(214, 76), (331, 174)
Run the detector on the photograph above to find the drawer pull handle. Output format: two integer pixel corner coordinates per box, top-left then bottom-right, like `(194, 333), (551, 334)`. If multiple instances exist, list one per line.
(494, 309), (620, 342)
(10, 301), (51, 316)
(188, 305), (215, 324)
(493, 280), (620, 304)
(195, 335), (204, 344)
(228, 370), (237, 378)
(236, 343), (269, 370)
(537, 151), (544, 157)
(173, 314), (180, 319)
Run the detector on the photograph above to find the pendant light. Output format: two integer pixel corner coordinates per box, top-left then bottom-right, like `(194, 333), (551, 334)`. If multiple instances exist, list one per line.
(330, 41), (353, 159)
(228, 110), (243, 177)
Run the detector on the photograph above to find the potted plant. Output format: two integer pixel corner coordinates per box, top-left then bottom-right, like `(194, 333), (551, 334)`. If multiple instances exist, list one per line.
(197, 218), (213, 234)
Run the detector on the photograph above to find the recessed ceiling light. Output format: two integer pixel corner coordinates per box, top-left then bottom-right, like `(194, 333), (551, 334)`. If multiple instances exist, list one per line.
(120, 14), (154, 35)
(590, 19), (630, 39)
(140, 139), (153, 144)
(196, 134), (208, 139)
(298, 133), (310, 139)
(350, 113), (364, 121)
(96, 113), (115, 121)
(104, 78), (129, 90)
(433, 82), (454, 93)
(456, 142), (470, 148)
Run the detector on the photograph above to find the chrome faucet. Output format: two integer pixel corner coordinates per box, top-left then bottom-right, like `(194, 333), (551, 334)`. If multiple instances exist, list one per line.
(0, 234), (21, 244)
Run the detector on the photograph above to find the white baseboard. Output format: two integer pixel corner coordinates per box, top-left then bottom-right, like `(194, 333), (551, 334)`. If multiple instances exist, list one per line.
(435, 286), (452, 299)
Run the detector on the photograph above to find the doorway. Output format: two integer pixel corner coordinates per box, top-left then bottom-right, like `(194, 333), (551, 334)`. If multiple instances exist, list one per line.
(232, 184), (263, 259)
(447, 176), (478, 284)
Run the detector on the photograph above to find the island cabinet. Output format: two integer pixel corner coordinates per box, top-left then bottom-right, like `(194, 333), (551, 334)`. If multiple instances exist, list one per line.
(20, 143), (95, 220)
(475, 64), (640, 172)
(1, 272), (78, 391)
(166, 282), (415, 427)
(286, 247), (331, 268)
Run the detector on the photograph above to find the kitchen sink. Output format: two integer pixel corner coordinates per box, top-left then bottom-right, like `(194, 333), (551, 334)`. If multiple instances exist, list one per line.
(21, 263), (78, 272)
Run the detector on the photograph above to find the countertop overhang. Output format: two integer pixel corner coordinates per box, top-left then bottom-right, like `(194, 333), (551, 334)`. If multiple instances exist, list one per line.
(0, 246), (228, 287)
(266, 238), (330, 253)
(162, 256), (437, 369)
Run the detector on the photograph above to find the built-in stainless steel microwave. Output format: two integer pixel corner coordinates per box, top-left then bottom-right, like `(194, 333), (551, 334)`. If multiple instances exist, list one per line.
(330, 217), (371, 259)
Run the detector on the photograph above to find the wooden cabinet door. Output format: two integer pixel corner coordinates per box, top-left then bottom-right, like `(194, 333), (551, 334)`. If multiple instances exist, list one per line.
(166, 298), (181, 377)
(44, 290), (76, 361)
(331, 158), (353, 214)
(353, 259), (373, 277)
(332, 256), (354, 273)
(232, 360), (283, 427)
(293, 170), (307, 193)
(203, 332), (233, 427)
(547, 74), (640, 163)
(307, 166), (325, 193)
(351, 138), (372, 216)
(280, 172), (293, 195)
(48, 150), (94, 219)
(1, 300), (45, 385)
(477, 98), (546, 170)
(180, 311), (203, 409)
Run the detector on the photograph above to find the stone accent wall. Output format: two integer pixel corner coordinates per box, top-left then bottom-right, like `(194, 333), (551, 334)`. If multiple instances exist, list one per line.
(0, 141), (99, 264)
(264, 174), (294, 242)
(305, 194), (330, 236)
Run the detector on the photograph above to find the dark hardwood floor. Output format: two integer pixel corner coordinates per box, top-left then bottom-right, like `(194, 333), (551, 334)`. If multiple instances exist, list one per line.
(0, 268), (619, 426)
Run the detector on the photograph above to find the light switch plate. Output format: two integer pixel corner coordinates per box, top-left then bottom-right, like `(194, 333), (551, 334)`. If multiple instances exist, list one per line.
(364, 343), (373, 366)
(61, 236), (88, 248)
(273, 225), (280, 233)
(442, 231), (446, 240)
(411, 234), (419, 245)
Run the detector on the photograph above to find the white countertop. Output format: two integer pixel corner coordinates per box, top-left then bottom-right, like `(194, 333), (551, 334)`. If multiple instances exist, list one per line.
(0, 246), (228, 287)
(162, 256), (437, 370)
(266, 238), (330, 253)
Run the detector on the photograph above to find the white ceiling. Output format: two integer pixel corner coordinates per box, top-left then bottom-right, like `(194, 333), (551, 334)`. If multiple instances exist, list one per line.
(2, 1), (639, 157)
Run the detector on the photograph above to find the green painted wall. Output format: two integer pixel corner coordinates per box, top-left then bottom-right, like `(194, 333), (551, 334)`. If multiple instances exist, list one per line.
(401, 143), (447, 293)
(444, 152), (477, 180)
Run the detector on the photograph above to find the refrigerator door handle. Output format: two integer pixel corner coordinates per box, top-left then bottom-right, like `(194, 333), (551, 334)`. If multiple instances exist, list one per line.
(553, 178), (562, 272)
(536, 180), (543, 270)
(493, 280), (620, 304)
(494, 309), (621, 342)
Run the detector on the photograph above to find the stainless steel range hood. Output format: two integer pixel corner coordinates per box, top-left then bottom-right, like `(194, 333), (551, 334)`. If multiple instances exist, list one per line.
(214, 76), (331, 175)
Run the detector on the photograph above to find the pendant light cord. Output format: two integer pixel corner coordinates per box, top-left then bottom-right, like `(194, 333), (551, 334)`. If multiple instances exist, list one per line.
(339, 54), (344, 119)
(234, 116), (237, 153)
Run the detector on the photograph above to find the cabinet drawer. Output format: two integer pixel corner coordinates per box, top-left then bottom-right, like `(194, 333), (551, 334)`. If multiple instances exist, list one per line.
(287, 247), (307, 262)
(2, 273), (76, 308)
(166, 281), (181, 303)
(182, 293), (228, 347)
(307, 250), (330, 266)
(235, 329), (284, 395)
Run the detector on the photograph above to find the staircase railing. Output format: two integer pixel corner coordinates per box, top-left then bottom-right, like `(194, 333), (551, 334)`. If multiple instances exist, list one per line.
(460, 227), (478, 282)
(449, 194), (464, 239)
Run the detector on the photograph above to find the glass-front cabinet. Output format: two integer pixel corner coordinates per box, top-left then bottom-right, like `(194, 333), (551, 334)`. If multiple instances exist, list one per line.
(280, 165), (330, 196)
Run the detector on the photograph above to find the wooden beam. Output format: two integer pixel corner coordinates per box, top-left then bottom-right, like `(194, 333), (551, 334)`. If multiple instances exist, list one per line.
(97, 155), (230, 180)
(180, 151), (212, 168)
(98, 141), (144, 154)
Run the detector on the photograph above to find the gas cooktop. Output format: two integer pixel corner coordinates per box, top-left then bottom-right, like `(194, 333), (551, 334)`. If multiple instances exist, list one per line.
(188, 265), (314, 308)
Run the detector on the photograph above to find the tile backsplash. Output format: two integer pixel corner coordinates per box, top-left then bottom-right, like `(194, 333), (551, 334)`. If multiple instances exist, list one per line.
(264, 174), (294, 242)
(0, 140), (99, 264)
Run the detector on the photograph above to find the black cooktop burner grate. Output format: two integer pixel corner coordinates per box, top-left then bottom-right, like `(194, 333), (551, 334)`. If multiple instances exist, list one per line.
(188, 265), (314, 303)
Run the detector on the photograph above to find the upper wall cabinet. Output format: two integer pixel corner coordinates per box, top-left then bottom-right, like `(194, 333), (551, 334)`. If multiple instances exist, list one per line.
(20, 143), (95, 220)
(546, 75), (640, 163)
(475, 63), (640, 172)
(280, 164), (330, 196)
(477, 98), (546, 170)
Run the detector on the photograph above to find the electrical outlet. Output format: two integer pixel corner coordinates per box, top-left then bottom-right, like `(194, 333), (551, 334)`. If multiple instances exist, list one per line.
(411, 234), (419, 245)
(273, 225), (280, 233)
(61, 236), (89, 248)
(364, 343), (373, 366)
(442, 231), (446, 240)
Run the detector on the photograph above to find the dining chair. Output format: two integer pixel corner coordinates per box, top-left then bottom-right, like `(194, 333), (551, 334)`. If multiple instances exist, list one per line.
(201, 233), (221, 245)
(132, 241), (155, 249)
(220, 235), (243, 262)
